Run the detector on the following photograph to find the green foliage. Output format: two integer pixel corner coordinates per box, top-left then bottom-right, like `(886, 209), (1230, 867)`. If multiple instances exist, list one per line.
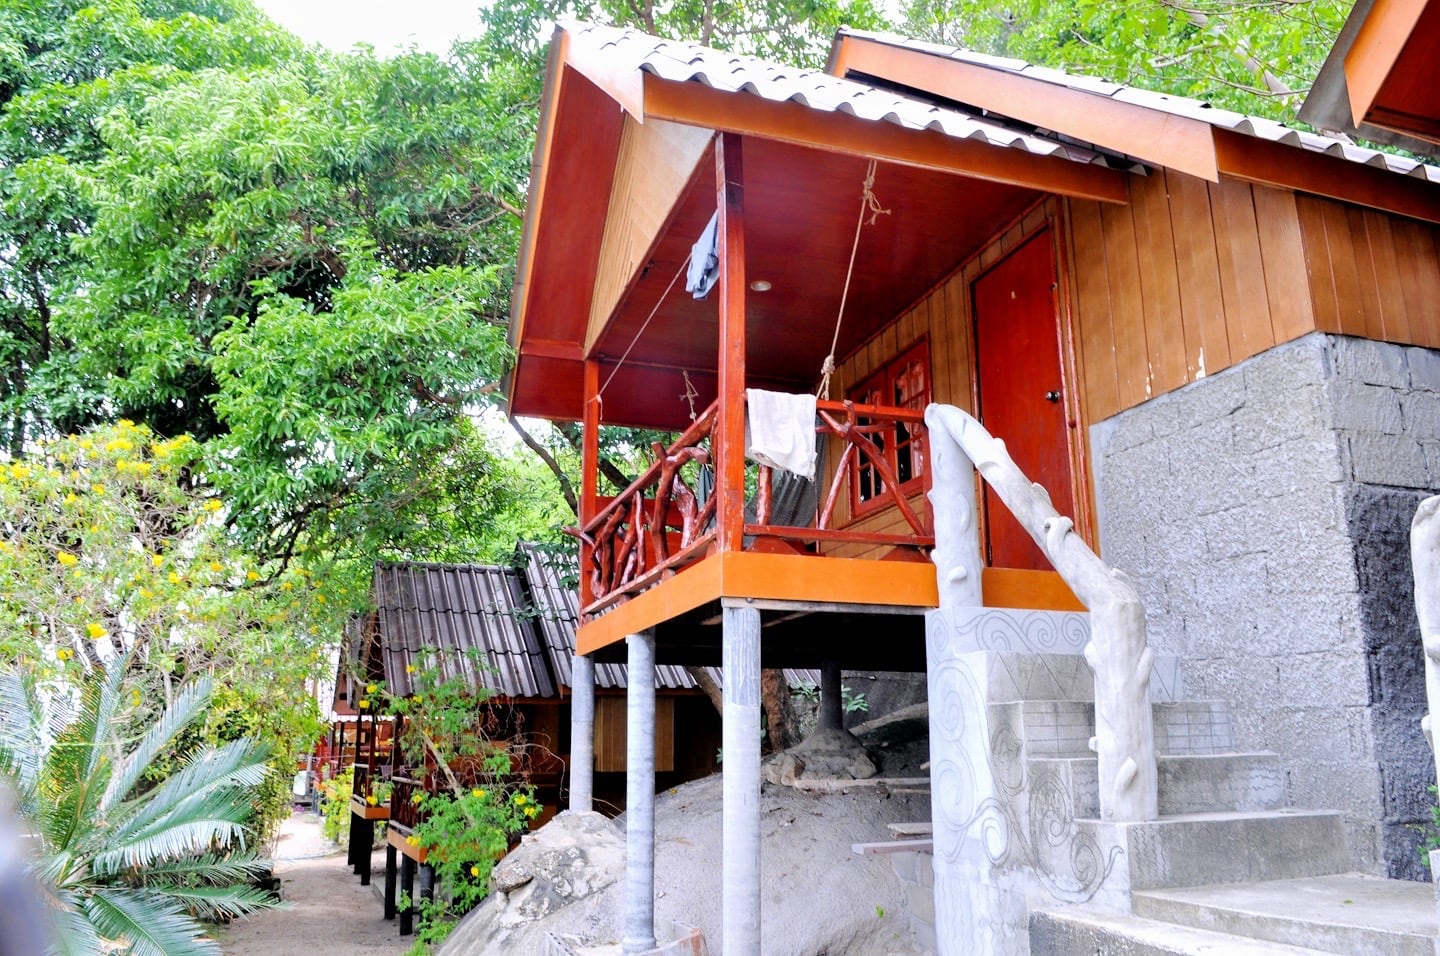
(1417, 785), (1440, 869)
(898, 0), (1351, 120)
(0, 657), (278, 955)
(382, 650), (543, 947)
(318, 765), (355, 846)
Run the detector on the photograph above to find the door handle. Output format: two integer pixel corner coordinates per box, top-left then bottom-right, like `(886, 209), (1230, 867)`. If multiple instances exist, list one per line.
(1044, 390), (1062, 403)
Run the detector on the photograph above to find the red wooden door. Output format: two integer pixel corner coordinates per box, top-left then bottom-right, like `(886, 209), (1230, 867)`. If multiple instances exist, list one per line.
(972, 230), (1074, 571)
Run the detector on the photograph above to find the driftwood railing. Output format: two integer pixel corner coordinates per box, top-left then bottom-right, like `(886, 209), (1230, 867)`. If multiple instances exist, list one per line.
(925, 403), (1157, 822)
(573, 397), (933, 615)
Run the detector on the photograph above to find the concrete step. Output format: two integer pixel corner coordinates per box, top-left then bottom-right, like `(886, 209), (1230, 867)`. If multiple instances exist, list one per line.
(1029, 752), (1285, 817)
(1076, 809), (1350, 890)
(1031, 906), (1335, 955)
(1001, 699), (1237, 760)
(1132, 873), (1438, 956)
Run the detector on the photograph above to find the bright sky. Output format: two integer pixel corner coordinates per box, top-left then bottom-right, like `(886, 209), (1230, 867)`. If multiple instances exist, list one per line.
(252, 0), (484, 55)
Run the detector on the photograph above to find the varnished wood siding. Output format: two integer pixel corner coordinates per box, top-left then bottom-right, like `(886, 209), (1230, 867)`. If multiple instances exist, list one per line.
(594, 695), (675, 773)
(822, 202), (1057, 558)
(1068, 173), (1440, 422)
(1297, 194), (1440, 347)
(585, 118), (713, 352)
(1068, 172), (1316, 421)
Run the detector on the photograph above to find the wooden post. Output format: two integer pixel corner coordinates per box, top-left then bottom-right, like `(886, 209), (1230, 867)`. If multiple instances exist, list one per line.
(399, 855), (416, 935)
(384, 843), (398, 920)
(715, 132), (747, 553)
(581, 359), (601, 608)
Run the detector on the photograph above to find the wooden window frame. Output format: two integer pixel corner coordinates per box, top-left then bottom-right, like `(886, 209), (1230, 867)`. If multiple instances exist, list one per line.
(846, 337), (931, 520)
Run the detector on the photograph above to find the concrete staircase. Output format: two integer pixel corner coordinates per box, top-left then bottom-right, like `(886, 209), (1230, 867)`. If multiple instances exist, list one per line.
(1003, 655), (1438, 955)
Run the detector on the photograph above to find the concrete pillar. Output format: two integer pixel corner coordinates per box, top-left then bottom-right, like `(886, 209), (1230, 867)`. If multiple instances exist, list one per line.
(819, 659), (843, 732)
(722, 602), (762, 956)
(623, 629), (657, 954)
(571, 652), (596, 813)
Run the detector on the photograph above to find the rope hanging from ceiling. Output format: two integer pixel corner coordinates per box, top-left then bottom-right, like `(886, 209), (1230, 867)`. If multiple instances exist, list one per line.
(816, 159), (890, 400)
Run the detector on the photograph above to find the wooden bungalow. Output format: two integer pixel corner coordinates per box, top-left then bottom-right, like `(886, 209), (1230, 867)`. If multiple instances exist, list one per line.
(349, 548), (726, 935)
(509, 20), (1440, 955)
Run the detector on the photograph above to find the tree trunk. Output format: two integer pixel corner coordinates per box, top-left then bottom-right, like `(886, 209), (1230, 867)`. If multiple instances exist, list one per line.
(686, 666), (724, 716)
(761, 669), (799, 752)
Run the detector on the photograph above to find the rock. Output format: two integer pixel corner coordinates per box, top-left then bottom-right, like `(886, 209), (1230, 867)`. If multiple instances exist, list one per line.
(851, 701), (929, 749)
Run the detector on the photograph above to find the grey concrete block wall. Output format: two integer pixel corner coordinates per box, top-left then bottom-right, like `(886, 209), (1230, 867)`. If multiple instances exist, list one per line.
(1091, 333), (1440, 880)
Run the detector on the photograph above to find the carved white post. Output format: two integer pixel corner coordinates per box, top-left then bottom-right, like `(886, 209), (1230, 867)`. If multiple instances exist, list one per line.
(925, 404), (1157, 822)
(1412, 497), (1440, 785)
(623, 630), (657, 954)
(927, 409), (983, 609)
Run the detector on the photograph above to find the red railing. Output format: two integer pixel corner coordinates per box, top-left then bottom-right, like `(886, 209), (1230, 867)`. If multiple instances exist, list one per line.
(573, 397), (932, 616)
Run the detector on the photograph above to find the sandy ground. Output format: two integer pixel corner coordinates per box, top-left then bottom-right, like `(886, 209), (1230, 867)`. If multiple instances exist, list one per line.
(218, 811), (411, 956)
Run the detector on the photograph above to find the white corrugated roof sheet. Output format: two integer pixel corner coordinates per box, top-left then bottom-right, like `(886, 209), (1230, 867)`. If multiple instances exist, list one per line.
(836, 29), (1440, 184)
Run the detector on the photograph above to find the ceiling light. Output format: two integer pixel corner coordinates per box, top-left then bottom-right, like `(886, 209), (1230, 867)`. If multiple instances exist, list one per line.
(749, 279), (772, 292)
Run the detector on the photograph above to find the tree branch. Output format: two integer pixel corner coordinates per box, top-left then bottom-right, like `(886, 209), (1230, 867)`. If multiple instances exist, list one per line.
(509, 419), (578, 516)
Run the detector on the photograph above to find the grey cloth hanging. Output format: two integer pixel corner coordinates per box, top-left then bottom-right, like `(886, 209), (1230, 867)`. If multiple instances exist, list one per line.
(685, 211), (719, 300)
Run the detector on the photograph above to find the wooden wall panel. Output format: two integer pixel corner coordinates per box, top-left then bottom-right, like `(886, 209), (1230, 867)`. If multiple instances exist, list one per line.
(1297, 193), (1440, 349)
(586, 117), (713, 351)
(1130, 172), (1190, 395)
(1068, 199), (1121, 421)
(1165, 169), (1229, 379)
(1210, 177), (1277, 363)
(1098, 199), (1152, 407)
(1253, 187), (1314, 346)
(593, 695), (675, 772)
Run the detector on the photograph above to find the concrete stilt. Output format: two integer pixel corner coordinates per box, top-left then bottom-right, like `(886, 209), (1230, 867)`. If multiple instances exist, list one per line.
(623, 629), (657, 955)
(571, 651), (596, 813)
(723, 602), (762, 956)
(819, 658), (843, 733)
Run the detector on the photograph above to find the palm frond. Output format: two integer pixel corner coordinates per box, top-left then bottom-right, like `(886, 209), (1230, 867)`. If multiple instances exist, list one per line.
(92, 819), (254, 878)
(143, 882), (282, 922)
(100, 677), (213, 815)
(83, 887), (220, 956)
(46, 885), (106, 956)
(129, 852), (274, 887)
(0, 668), (51, 810)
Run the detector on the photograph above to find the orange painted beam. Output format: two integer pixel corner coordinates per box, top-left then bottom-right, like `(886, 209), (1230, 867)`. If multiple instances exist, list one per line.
(1214, 130), (1440, 226)
(716, 133), (748, 552)
(980, 567), (1084, 612)
(577, 557), (725, 655)
(829, 35), (1220, 183)
(1344, 0), (1429, 132)
(641, 76), (1129, 206)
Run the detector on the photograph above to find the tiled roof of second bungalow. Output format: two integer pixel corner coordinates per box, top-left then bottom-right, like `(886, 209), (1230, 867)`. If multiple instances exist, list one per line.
(562, 20), (1138, 171)
(835, 29), (1440, 184)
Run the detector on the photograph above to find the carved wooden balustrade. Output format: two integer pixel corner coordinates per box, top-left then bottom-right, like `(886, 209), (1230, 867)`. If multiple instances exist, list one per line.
(574, 397), (933, 616)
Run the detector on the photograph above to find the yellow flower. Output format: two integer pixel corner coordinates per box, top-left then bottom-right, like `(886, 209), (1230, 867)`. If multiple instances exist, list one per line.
(281, 581), (293, 591)
(209, 561), (222, 573)
(151, 554), (164, 567)
(56, 648), (73, 661)
(358, 699), (370, 710)
(246, 570), (259, 581)
(366, 794), (378, 806)
(56, 551), (78, 567)
(471, 788), (485, 799)
(203, 499), (223, 512)
(91, 483), (104, 494)
(139, 588), (154, 599)
(86, 623), (107, 640)
(411, 793), (424, 803)
(104, 438), (133, 453)
(314, 593), (325, 603)
(411, 695), (423, 704)
(406, 835), (419, 846)
(63, 493), (77, 505)
(470, 865), (480, 877)
(406, 664), (417, 673)
(366, 683), (377, 694)
(132, 462), (151, 476)
(525, 806), (538, 819)
(167, 572), (181, 584)
(513, 794), (527, 806)
(9, 463), (29, 480)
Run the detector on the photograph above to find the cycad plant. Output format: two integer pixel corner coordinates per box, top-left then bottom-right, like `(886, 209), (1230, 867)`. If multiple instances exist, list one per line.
(0, 659), (280, 955)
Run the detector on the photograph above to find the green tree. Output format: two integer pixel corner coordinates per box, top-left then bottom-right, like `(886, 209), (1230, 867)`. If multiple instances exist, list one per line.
(0, 659), (278, 955)
(897, 0), (1351, 119)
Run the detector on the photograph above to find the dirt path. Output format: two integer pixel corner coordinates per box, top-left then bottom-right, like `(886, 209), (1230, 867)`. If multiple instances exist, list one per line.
(219, 812), (410, 955)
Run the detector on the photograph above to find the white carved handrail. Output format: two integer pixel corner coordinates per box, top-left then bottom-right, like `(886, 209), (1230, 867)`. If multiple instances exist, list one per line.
(924, 403), (1158, 822)
(1412, 497), (1440, 793)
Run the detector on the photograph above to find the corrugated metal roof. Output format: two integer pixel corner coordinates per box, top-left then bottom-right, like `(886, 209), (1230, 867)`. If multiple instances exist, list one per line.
(372, 562), (556, 700)
(836, 29), (1440, 183)
(563, 20), (1135, 171)
(514, 543), (697, 691)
